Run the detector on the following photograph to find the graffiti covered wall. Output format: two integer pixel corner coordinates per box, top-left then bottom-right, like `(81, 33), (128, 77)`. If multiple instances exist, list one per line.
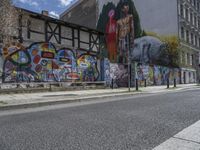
(103, 58), (111, 85)
(136, 64), (180, 86)
(110, 63), (128, 87)
(1, 42), (99, 83)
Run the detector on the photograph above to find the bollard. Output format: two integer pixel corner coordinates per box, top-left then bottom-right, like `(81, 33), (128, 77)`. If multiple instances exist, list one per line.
(144, 79), (147, 87)
(174, 78), (176, 88)
(111, 78), (114, 89)
(136, 79), (139, 91)
(167, 78), (170, 89)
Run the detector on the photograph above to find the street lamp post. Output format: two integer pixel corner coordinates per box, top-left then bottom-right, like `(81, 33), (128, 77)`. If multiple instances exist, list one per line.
(128, 34), (131, 92)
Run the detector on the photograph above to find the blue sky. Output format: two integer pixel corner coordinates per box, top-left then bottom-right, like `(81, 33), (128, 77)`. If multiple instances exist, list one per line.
(13, 0), (77, 18)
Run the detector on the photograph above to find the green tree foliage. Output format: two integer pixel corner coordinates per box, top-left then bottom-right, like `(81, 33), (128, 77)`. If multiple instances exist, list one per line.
(0, 0), (18, 44)
(162, 36), (180, 67)
(146, 31), (180, 67)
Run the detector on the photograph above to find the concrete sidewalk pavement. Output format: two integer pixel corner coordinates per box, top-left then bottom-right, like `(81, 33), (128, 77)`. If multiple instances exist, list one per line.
(153, 120), (200, 150)
(0, 84), (199, 110)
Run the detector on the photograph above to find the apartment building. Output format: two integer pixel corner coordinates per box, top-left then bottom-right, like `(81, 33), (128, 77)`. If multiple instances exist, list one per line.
(178, 0), (200, 83)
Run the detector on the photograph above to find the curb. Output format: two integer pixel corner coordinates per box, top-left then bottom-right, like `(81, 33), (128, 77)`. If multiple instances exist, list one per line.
(0, 85), (199, 111)
(0, 92), (140, 111)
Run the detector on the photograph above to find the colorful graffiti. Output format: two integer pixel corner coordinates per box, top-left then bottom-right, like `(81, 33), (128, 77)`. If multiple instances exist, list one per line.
(106, 9), (117, 62)
(110, 63), (128, 87)
(0, 48), (3, 79)
(136, 64), (180, 86)
(1, 42), (99, 83)
(97, 0), (142, 63)
(77, 54), (99, 81)
(103, 58), (111, 85)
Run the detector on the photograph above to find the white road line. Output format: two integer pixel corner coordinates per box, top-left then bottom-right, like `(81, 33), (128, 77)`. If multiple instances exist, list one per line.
(153, 120), (200, 150)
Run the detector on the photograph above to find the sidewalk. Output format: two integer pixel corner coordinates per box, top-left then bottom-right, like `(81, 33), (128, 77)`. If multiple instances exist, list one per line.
(153, 120), (200, 150)
(0, 84), (199, 110)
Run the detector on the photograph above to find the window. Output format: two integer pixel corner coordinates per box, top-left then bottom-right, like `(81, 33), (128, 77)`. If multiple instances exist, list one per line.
(190, 54), (193, 65)
(197, 2), (200, 11)
(180, 4), (184, 16)
(192, 54), (194, 66)
(199, 52), (200, 64)
(194, 0), (196, 7)
(191, 33), (194, 45)
(195, 35), (197, 46)
(199, 38), (200, 47)
(181, 27), (185, 39)
(186, 30), (189, 42)
(185, 9), (189, 20)
(194, 16), (197, 27)
(190, 12), (193, 24)
(187, 53), (190, 65)
(198, 18), (200, 28)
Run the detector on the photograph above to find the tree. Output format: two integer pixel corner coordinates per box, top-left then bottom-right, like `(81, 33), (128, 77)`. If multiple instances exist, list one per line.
(0, 0), (18, 44)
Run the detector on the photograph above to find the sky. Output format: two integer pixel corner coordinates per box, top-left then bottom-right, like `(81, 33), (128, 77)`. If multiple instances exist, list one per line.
(13, 0), (77, 18)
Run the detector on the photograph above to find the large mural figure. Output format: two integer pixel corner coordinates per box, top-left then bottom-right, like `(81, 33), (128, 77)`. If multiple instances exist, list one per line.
(1, 42), (100, 83)
(97, 0), (142, 63)
(116, 0), (134, 63)
(106, 9), (117, 62)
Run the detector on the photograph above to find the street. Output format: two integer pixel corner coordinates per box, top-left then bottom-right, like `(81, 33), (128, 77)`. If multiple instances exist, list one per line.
(0, 89), (200, 150)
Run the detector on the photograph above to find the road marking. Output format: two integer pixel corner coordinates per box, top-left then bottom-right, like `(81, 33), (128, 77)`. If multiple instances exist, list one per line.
(153, 120), (200, 150)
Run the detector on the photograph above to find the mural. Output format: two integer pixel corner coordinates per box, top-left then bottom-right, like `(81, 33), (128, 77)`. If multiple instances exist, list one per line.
(77, 53), (99, 81)
(0, 48), (3, 81)
(97, 0), (142, 63)
(103, 58), (111, 85)
(2, 43), (35, 82)
(97, 0), (174, 68)
(136, 64), (180, 86)
(110, 63), (128, 87)
(106, 9), (117, 62)
(131, 36), (170, 65)
(116, 1), (134, 63)
(1, 42), (99, 83)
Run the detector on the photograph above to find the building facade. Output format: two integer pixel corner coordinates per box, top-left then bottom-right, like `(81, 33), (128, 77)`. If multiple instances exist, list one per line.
(0, 7), (104, 83)
(177, 0), (200, 83)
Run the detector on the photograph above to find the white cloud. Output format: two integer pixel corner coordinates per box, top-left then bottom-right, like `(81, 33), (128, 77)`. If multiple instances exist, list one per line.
(59, 0), (74, 7)
(18, 0), (39, 7)
(49, 11), (60, 18)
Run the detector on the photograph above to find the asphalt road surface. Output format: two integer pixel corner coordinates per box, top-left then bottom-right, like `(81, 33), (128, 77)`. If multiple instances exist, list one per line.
(0, 89), (200, 150)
